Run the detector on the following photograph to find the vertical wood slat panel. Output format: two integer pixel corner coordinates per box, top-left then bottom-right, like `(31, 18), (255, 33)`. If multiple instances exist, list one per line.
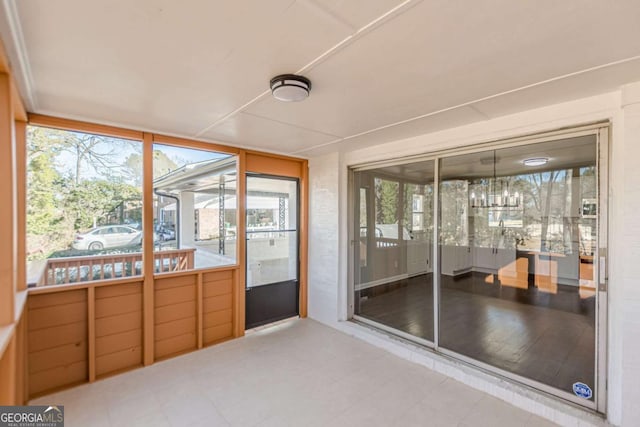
(94, 283), (142, 378)
(26, 281), (146, 397)
(202, 270), (234, 346)
(154, 274), (197, 359)
(27, 289), (88, 396)
(24, 272), (238, 396)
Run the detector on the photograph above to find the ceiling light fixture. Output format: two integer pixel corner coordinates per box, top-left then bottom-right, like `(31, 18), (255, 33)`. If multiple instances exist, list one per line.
(523, 157), (549, 167)
(270, 74), (312, 102)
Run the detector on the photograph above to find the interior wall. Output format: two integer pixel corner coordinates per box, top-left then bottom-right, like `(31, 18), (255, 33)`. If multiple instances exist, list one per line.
(307, 90), (638, 426)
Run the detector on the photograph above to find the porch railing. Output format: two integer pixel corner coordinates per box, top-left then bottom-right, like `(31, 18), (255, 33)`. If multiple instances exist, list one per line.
(34, 248), (195, 286)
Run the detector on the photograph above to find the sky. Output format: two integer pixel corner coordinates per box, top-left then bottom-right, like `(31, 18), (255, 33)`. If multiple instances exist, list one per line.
(34, 125), (231, 182)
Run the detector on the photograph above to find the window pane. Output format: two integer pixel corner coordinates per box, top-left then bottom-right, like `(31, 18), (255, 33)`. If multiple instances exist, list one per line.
(153, 144), (237, 272)
(353, 161), (435, 342)
(247, 231), (297, 287)
(26, 125), (143, 286)
(246, 177), (298, 287)
(438, 135), (597, 398)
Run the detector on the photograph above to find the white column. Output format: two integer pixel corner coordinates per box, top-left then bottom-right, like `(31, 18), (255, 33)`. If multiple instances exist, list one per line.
(308, 152), (341, 325)
(614, 82), (640, 426)
(180, 192), (195, 248)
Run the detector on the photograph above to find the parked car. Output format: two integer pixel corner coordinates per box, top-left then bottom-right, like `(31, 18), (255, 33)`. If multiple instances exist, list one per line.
(155, 224), (176, 241)
(72, 225), (142, 250)
(123, 219), (142, 230)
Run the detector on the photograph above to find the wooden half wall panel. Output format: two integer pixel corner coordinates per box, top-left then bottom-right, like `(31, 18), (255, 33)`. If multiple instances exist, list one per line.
(27, 289), (88, 396)
(202, 270), (234, 345)
(0, 333), (16, 404)
(23, 266), (240, 396)
(154, 274), (197, 359)
(95, 282), (143, 377)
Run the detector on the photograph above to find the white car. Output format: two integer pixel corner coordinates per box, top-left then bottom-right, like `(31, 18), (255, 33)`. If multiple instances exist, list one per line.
(72, 225), (142, 251)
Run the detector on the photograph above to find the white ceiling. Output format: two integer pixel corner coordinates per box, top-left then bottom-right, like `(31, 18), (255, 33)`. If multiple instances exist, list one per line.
(2, 0), (640, 157)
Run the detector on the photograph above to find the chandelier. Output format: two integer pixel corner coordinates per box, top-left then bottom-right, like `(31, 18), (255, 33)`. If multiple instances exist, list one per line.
(469, 150), (520, 209)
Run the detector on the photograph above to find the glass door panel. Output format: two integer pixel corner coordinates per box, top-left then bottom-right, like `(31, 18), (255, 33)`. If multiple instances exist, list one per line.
(438, 135), (598, 402)
(245, 175), (299, 329)
(353, 161), (435, 342)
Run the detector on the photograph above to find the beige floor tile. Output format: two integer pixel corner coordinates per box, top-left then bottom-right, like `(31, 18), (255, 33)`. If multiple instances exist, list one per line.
(459, 395), (547, 427)
(162, 395), (227, 427)
(28, 318), (564, 427)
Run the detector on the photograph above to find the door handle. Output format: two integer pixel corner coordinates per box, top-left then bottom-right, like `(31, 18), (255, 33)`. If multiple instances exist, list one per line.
(599, 248), (607, 292)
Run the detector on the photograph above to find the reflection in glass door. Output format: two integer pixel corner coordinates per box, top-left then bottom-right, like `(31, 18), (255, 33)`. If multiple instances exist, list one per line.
(353, 161), (435, 342)
(245, 175), (299, 329)
(350, 127), (607, 411)
(438, 135), (599, 405)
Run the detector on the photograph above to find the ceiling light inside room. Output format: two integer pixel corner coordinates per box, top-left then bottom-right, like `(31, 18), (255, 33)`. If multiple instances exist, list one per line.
(270, 74), (312, 102)
(523, 157), (549, 167)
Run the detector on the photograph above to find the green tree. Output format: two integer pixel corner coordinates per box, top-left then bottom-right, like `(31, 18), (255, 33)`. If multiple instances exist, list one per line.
(375, 178), (398, 224)
(63, 179), (142, 230)
(26, 147), (68, 259)
(26, 125), (143, 259)
(27, 151), (63, 235)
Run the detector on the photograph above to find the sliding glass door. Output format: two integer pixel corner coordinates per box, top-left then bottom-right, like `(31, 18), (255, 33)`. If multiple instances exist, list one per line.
(350, 127), (607, 411)
(438, 135), (599, 403)
(353, 161), (435, 342)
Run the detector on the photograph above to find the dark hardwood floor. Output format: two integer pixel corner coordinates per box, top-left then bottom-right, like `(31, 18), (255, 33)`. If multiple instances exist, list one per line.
(356, 272), (596, 398)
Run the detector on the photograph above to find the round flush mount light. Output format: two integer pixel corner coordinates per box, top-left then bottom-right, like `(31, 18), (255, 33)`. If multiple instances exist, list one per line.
(523, 157), (549, 167)
(270, 74), (312, 102)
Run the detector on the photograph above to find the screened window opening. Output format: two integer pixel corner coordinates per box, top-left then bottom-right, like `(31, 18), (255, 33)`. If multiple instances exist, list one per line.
(152, 144), (238, 272)
(26, 125), (143, 286)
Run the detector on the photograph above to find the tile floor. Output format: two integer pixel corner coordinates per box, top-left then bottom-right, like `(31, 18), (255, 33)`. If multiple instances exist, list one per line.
(31, 318), (557, 427)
